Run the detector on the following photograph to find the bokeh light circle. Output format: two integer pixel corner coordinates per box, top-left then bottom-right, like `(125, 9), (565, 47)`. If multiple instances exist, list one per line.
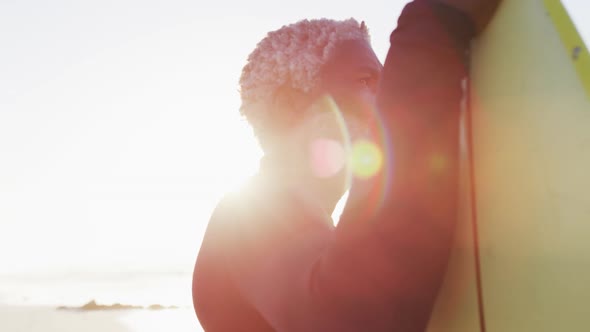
(350, 139), (383, 179)
(310, 138), (346, 178)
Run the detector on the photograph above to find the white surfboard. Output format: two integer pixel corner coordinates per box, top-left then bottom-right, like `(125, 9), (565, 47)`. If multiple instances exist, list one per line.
(428, 1), (590, 331)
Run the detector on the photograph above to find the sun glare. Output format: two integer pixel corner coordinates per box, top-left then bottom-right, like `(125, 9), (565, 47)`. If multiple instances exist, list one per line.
(212, 119), (263, 194)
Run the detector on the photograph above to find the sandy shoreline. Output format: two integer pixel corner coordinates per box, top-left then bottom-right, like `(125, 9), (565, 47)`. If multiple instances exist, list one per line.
(0, 305), (202, 332)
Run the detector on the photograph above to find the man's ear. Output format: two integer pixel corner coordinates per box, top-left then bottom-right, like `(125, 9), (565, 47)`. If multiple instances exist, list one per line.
(271, 84), (315, 120)
(271, 84), (339, 141)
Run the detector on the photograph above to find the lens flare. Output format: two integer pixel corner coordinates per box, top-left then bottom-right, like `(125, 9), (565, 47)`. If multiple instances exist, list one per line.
(350, 139), (383, 179)
(305, 95), (393, 220)
(310, 138), (346, 178)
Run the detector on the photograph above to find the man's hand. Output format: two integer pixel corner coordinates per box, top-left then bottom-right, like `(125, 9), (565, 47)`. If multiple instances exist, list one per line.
(434, 0), (502, 34)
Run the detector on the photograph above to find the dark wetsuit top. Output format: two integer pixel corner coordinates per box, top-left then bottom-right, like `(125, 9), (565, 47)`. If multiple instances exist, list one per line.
(193, 1), (476, 331)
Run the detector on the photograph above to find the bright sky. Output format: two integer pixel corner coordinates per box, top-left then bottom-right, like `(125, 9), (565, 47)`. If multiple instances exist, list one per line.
(0, 0), (404, 277)
(0, 0), (588, 278)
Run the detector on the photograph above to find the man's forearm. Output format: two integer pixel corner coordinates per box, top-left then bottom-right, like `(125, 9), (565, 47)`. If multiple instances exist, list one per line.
(323, 1), (474, 329)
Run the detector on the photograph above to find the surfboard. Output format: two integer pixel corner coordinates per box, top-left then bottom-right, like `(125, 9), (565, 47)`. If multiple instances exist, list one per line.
(428, 1), (590, 331)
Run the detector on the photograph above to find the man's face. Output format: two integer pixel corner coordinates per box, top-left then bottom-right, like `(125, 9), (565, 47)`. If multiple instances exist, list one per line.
(296, 39), (382, 181)
(316, 38), (383, 138)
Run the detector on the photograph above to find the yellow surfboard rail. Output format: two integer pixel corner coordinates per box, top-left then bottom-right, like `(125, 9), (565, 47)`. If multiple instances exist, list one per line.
(544, 0), (590, 97)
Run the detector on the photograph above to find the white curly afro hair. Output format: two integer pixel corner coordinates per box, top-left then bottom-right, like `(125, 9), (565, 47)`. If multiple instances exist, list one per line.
(239, 18), (371, 151)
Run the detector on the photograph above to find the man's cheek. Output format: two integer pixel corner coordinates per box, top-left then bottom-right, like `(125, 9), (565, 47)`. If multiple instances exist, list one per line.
(346, 120), (369, 140)
(341, 91), (376, 119)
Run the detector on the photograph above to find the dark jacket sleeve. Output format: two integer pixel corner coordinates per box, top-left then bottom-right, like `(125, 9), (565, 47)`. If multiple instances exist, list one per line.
(223, 1), (475, 331)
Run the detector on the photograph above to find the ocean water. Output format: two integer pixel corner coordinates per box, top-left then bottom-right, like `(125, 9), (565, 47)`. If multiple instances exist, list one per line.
(0, 272), (194, 308)
(0, 271), (205, 332)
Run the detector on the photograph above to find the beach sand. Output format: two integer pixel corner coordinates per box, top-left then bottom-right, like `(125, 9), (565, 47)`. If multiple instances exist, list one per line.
(0, 305), (203, 332)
